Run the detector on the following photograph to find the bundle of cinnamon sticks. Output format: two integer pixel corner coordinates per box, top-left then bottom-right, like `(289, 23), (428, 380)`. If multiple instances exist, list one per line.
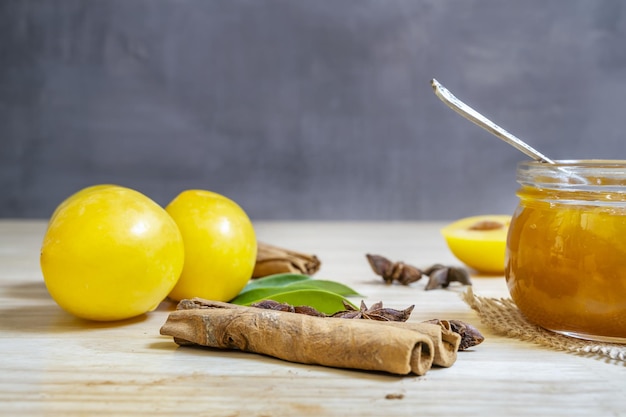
(253, 242), (321, 278)
(160, 298), (462, 376)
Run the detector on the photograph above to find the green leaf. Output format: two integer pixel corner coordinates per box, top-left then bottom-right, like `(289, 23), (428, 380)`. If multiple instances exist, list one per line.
(230, 279), (362, 305)
(231, 273), (362, 314)
(239, 273), (311, 295)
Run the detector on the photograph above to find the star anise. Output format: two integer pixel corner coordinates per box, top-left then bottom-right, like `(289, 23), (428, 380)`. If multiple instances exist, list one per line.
(366, 254), (423, 285)
(331, 300), (415, 322)
(423, 264), (472, 290)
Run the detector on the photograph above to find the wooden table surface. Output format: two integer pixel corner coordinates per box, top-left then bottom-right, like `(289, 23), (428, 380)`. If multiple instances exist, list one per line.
(1, 220), (624, 417)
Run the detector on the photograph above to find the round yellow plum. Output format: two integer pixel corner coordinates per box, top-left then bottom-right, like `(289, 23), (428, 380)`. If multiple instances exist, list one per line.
(40, 185), (185, 321)
(165, 189), (257, 302)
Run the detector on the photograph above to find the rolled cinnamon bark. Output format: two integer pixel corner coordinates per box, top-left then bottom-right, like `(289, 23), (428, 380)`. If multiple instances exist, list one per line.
(382, 321), (460, 368)
(160, 299), (460, 375)
(253, 242), (321, 278)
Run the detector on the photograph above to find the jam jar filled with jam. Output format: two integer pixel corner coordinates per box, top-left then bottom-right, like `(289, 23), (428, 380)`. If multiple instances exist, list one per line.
(506, 160), (626, 343)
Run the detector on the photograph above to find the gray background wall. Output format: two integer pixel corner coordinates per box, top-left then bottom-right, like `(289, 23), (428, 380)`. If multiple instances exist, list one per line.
(2, 0), (625, 220)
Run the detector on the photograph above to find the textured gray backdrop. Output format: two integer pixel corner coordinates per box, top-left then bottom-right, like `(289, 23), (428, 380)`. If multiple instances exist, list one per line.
(2, 0), (625, 220)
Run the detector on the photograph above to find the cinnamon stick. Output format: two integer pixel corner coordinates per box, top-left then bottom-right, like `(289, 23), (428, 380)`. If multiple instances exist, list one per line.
(253, 242), (321, 278)
(160, 299), (461, 376)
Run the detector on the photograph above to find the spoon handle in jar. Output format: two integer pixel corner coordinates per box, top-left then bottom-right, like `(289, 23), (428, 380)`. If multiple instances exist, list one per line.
(430, 79), (555, 164)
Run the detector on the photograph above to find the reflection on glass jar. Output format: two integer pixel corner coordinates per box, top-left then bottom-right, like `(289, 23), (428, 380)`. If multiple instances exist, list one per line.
(506, 160), (626, 343)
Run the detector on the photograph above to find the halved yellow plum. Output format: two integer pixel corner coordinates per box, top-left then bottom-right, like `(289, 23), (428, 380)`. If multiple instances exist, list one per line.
(441, 215), (512, 274)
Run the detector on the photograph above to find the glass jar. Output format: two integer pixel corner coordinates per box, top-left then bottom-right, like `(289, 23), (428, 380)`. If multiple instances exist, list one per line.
(506, 160), (626, 343)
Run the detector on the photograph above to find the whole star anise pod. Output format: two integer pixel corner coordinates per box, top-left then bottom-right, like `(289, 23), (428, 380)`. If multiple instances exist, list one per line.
(331, 300), (415, 322)
(423, 264), (472, 290)
(366, 254), (423, 285)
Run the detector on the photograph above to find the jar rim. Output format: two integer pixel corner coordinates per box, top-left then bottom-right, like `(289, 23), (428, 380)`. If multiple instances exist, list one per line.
(519, 159), (626, 168)
(517, 159), (626, 190)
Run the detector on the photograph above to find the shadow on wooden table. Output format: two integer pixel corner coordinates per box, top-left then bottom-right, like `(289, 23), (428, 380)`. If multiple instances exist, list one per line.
(0, 280), (183, 333)
(3, 280), (52, 300)
(0, 301), (149, 333)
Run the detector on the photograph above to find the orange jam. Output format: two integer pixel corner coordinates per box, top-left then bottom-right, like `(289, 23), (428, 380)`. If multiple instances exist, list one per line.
(506, 160), (626, 343)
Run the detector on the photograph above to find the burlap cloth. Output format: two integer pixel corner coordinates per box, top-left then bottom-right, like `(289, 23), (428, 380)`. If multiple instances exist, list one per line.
(462, 287), (625, 363)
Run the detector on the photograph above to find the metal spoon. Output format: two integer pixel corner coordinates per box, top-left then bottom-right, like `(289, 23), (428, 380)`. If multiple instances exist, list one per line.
(430, 79), (555, 164)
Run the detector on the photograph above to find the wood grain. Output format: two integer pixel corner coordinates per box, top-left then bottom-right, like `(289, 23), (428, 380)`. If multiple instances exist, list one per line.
(1, 220), (624, 416)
